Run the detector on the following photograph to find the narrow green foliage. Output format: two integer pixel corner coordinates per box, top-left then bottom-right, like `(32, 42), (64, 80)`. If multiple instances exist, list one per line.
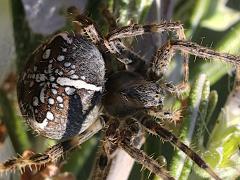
(0, 90), (31, 153)
(179, 79), (211, 180)
(205, 90), (218, 125)
(170, 74), (207, 179)
(186, 0), (212, 37)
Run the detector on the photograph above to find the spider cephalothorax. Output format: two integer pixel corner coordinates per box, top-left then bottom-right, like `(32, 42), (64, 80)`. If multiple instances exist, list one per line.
(1, 7), (240, 180)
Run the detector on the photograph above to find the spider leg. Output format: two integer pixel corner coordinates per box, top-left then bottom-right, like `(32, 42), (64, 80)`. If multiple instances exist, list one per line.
(67, 7), (104, 44)
(99, 7), (148, 73)
(91, 117), (145, 180)
(148, 41), (190, 87)
(118, 129), (174, 180)
(0, 118), (104, 173)
(91, 118), (119, 180)
(172, 40), (240, 65)
(148, 41), (173, 80)
(105, 40), (147, 72)
(148, 108), (182, 124)
(149, 40), (240, 83)
(139, 115), (221, 180)
(106, 22), (185, 41)
(105, 22), (188, 76)
(119, 141), (175, 180)
(91, 138), (115, 180)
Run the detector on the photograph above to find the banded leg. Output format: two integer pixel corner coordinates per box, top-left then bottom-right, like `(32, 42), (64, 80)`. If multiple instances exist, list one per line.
(0, 119), (103, 173)
(105, 22), (188, 77)
(147, 108), (182, 124)
(91, 117), (145, 180)
(148, 41), (173, 80)
(110, 118), (174, 179)
(117, 119), (174, 180)
(172, 40), (240, 65)
(147, 41), (189, 85)
(139, 115), (221, 180)
(106, 22), (185, 41)
(67, 7), (104, 44)
(101, 8), (147, 73)
(91, 118), (119, 180)
(91, 139), (116, 180)
(149, 40), (240, 85)
(119, 140), (174, 180)
(105, 40), (147, 72)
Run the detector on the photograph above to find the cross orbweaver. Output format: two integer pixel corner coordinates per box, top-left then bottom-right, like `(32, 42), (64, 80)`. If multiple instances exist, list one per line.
(1, 6), (240, 180)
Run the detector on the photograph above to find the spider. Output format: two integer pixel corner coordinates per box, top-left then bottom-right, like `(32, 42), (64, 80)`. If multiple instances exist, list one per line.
(0, 6), (240, 180)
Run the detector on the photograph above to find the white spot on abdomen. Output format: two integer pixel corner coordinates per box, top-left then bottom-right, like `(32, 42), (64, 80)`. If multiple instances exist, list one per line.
(51, 89), (57, 95)
(65, 87), (76, 95)
(57, 55), (65, 61)
(46, 111), (54, 120)
(64, 62), (71, 67)
(40, 87), (46, 103)
(81, 76), (86, 80)
(70, 75), (79, 79)
(33, 97), (39, 106)
(49, 76), (55, 82)
(56, 96), (63, 103)
(37, 118), (48, 129)
(56, 77), (102, 91)
(42, 49), (51, 59)
(48, 98), (54, 105)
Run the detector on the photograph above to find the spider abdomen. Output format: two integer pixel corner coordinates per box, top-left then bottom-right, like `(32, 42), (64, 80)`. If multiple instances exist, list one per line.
(17, 33), (105, 140)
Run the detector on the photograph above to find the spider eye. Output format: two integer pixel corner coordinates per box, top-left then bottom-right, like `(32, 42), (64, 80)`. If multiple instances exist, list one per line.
(17, 33), (105, 140)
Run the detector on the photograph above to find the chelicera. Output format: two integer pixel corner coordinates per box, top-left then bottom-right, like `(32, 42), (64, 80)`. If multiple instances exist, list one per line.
(1, 7), (240, 180)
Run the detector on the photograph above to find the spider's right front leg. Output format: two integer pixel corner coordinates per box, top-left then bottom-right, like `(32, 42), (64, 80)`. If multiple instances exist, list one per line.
(0, 118), (104, 173)
(104, 22), (188, 75)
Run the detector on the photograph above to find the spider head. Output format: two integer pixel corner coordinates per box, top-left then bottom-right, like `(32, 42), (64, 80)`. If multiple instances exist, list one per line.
(17, 32), (105, 140)
(103, 71), (165, 118)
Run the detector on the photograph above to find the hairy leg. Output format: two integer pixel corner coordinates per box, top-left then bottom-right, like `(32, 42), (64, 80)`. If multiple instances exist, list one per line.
(67, 7), (104, 44)
(139, 115), (221, 180)
(0, 118), (103, 173)
(100, 8), (147, 73)
(149, 40), (240, 82)
(91, 139), (116, 180)
(91, 117), (145, 180)
(106, 22), (185, 41)
(118, 120), (174, 180)
(90, 118), (120, 180)
(119, 141), (174, 180)
(105, 22), (189, 78)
